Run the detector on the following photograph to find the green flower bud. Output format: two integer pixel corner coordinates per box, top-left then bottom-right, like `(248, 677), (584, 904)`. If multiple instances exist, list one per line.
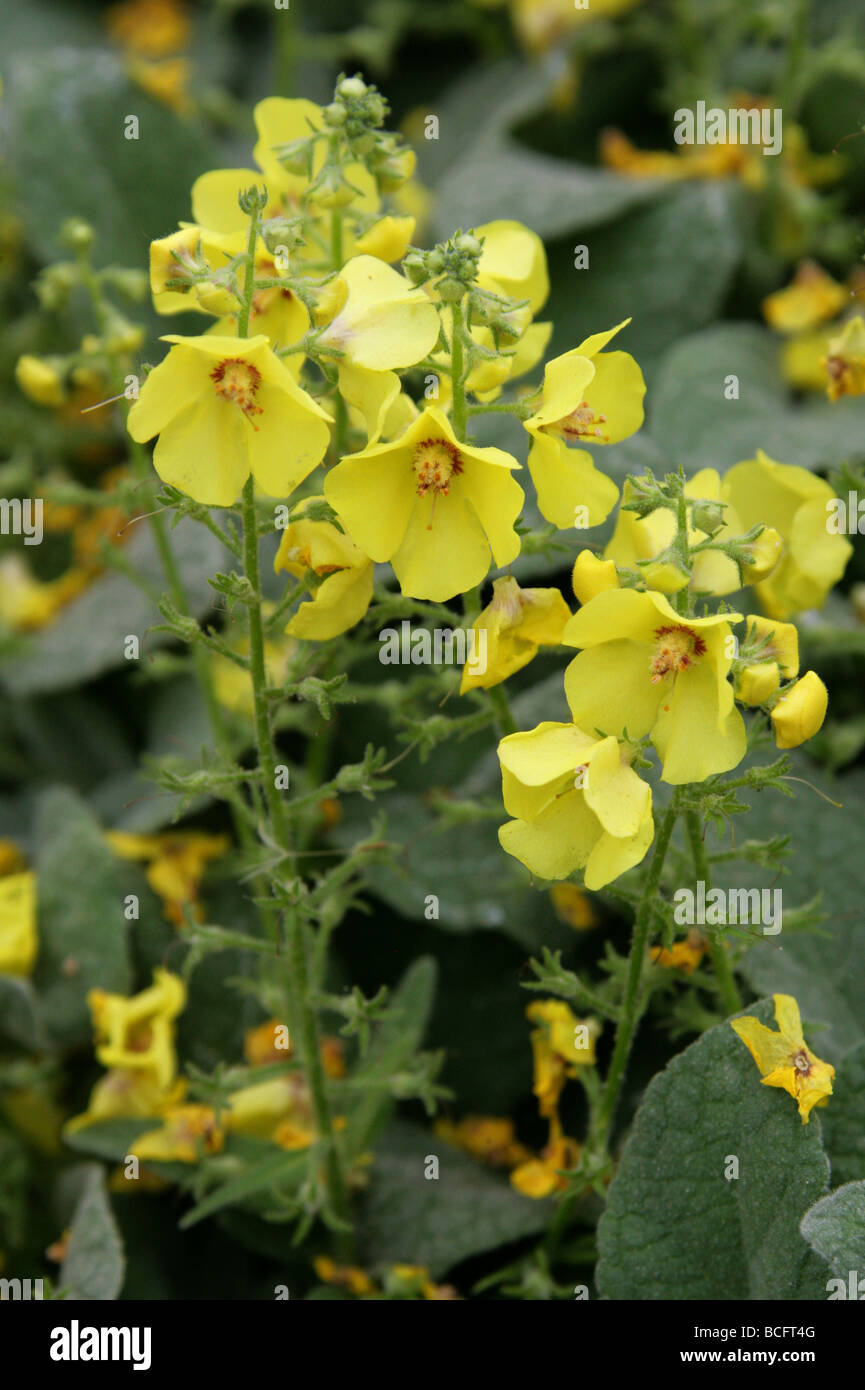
(437, 276), (466, 303)
(691, 500), (726, 535)
(60, 218), (95, 252)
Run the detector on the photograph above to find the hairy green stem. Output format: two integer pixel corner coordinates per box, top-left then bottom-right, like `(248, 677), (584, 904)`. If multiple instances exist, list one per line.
(685, 809), (743, 1015)
(449, 299), (469, 442)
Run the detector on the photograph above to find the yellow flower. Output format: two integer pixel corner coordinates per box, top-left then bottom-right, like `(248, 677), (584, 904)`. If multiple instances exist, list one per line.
(651, 934), (705, 973)
(354, 215), (415, 263)
(523, 322), (645, 529)
(15, 354), (66, 406)
(762, 262), (848, 335)
(825, 315), (865, 400)
(474, 219), (549, 318)
(88, 969), (186, 1089)
(273, 498), (374, 640)
(131, 1104), (225, 1162)
(497, 722), (654, 887)
(738, 613), (799, 706)
(550, 883), (599, 930)
(460, 575), (570, 693)
(572, 549), (619, 606)
(317, 255), (440, 371)
(730, 994), (834, 1124)
(563, 589), (746, 784)
(721, 451), (852, 619)
(770, 671), (828, 749)
(105, 0), (190, 57)
(0, 871), (38, 977)
(127, 333), (332, 506)
(324, 404), (523, 601)
(106, 830), (230, 925)
(434, 1115), (532, 1169)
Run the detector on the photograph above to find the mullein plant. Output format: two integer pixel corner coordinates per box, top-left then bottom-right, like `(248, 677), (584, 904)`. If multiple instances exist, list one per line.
(13, 72), (851, 1276)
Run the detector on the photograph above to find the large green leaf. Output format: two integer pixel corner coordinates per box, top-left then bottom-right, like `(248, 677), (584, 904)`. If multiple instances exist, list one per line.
(596, 1000), (831, 1300)
(32, 786), (132, 1046)
(546, 183), (742, 375)
(357, 1120), (550, 1279)
(59, 1164), (125, 1300)
(3, 48), (215, 267)
(800, 1182), (865, 1280)
(821, 1043), (865, 1187)
(428, 62), (664, 240)
(648, 322), (865, 472)
(731, 764), (865, 1057)
(0, 521), (226, 697)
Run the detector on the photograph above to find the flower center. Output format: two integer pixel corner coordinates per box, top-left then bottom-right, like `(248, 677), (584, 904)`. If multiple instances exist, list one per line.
(649, 625), (707, 684)
(412, 438), (463, 498)
(792, 1048), (812, 1075)
(550, 401), (609, 443)
(211, 358), (264, 426)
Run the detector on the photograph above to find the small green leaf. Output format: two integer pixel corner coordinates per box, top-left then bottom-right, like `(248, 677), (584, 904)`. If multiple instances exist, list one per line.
(59, 1165), (125, 1301)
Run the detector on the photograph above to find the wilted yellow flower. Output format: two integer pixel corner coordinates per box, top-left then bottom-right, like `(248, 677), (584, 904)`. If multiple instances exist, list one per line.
(244, 1018), (292, 1066)
(224, 1075), (313, 1143)
(314, 1257), (376, 1296)
(274, 499), (374, 641)
(435, 1115), (532, 1168)
(762, 262), (847, 335)
(0, 870), (38, 976)
(131, 1104), (225, 1162)
(460, 575), (570, 692)
(550, 883), (598, 930)
(731, 994), (834, 1124)
(651, 934), (705, 973)
(105, 0), (190, 57)
(66, 1068), (187, 1134)
(106, 829), (230, 925)
(88, 969), (186, 1089)
(510, 1129), (580, 1198)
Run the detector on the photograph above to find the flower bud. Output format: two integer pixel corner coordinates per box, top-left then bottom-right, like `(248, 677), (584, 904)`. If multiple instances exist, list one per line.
(770, 671), (828, 748)
(322, 102), (347, 128)
(261, 216), (304, 256)
(735, 661), (780, 705)
(640, 558), (690, 593)
(312, 275), (348, 327)
(337, 75), (368, 101)
(572, 550), (619, 605)
(691, 499), (726, 536)
(275, 138), (314, 178)
(436, 276), (466, 303)
(741, 526), (783, 582)
(238, 185), (269, 216)
(375, 146), (416, 192)
(744, 614), (799, 677)
(59, 218), (95, 252)
(35, 262), (78, 311)
(15, 355), (66, 407)
(310, 164), (356, 208)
